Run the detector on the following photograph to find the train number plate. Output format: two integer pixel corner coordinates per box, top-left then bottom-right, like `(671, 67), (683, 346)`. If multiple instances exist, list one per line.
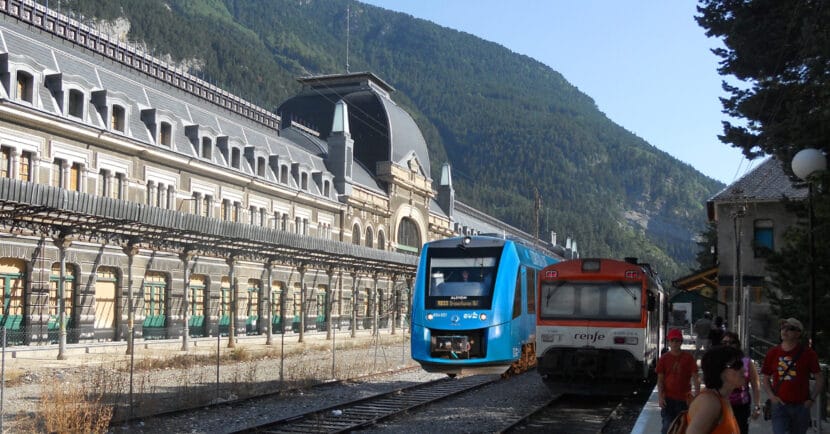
(433, 336), (470, 353)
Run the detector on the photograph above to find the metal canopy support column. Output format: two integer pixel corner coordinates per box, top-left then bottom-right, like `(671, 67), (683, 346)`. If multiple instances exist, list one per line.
(227, 255), (236, 349)
(326, 266), (335, 341)
(54, 232), (72, 360)
(298, 263), (307, 343)
(265, 260), (274, 346)
(350, 271), (358, 338)
(390, 274), (398, 335)
(180, 249), (195, 351)
(372, 273), (379, 336)
(123, 239), (140, 355)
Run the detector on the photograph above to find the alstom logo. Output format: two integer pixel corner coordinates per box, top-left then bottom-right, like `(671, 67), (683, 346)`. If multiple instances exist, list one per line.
(574, 331), (605, 344)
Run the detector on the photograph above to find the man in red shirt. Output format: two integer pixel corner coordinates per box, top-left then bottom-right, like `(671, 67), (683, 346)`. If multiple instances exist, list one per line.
(657, 328), (701, 434)
(761, 317), (825, 434)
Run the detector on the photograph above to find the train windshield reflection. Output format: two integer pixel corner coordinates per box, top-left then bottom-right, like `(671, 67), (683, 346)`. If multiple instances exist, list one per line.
(424, 253), (498, 309)
(540, 281), (642, 321)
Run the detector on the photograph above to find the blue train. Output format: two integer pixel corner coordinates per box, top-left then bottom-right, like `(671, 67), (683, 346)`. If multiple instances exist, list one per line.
(410, 235), (559, 377)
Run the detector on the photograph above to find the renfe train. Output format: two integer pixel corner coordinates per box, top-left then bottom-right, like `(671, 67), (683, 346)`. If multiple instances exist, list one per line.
(535, 257), (667, 394)
(410, 235), (559, 377)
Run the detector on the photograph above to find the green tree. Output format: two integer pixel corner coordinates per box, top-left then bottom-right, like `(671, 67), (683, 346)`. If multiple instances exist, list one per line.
(697, 0), (829, 356)
(696, 0), (830, 163)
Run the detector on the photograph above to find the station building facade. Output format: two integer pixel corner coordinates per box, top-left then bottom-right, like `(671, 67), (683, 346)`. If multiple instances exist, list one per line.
(0, 1), (566, 347)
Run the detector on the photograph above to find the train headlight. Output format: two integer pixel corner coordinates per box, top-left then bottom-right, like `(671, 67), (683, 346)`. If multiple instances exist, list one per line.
(613, 336), (638, 345)
(480, 313), (487, 321)
(426, 313), (434, 321)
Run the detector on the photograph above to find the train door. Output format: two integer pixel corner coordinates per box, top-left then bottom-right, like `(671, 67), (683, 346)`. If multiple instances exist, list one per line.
(0, 258), (25, 345)
(188, 275), (207, 337)
(49, 262), (76, 343)
(246, 279), (260, 335)
(525, 267), (537, 342)
(142, 272), (168, 339)
(94, 266), (118, 341)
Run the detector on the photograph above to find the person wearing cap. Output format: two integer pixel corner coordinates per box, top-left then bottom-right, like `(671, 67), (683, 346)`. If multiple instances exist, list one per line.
(657, 328), (701, 434)
(761, 317), (825, 434)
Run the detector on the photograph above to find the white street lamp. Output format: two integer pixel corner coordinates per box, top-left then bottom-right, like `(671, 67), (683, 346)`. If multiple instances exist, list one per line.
(791, 148), (827, 349)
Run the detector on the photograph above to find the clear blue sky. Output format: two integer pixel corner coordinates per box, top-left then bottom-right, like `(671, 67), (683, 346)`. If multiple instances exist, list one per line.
(360, 0), (759, 185)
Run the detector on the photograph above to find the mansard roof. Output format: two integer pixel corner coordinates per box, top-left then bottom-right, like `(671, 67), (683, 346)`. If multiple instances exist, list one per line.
(0, 15), (338, 195)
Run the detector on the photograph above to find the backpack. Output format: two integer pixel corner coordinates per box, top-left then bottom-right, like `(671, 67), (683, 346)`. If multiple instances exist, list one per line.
(666, 410), (689, 434)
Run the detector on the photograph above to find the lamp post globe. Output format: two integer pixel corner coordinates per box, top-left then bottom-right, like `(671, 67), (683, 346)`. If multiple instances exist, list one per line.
(790, 147), (826, 350)
(792, 148), (827, 181)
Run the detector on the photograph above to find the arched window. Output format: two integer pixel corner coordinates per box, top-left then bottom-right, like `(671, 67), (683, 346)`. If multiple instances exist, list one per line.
(352, 223), (361, 245)
(377, 230), (386, 251)
(365, 227), (373, 248)
(397, 218), (421, 253)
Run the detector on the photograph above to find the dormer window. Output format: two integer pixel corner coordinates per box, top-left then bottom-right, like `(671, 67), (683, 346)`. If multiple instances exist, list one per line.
(159, 122), (172, 146)
(231, 148), (240, 169)
(323, 180), (330, 197)
(301, 173), (308, 190)
(111, 104), (126, 132)
(280, 165), (288, 184)
(257, 157), (265, 176)
(201, 137), (212, 159)
(68, 89), (84, 118)
(16, 71), (34, 103)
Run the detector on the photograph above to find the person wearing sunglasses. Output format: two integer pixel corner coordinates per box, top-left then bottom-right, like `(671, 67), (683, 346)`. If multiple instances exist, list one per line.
(760, 317), (824, 434)
(721, 331), (761, 434)
(657, 328), (701, 434)
(685, 345), (744, 434)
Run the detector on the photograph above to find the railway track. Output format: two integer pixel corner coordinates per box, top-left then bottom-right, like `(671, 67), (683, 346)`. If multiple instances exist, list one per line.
(233, 374), (499, 433)
(500, 393), (621, 433)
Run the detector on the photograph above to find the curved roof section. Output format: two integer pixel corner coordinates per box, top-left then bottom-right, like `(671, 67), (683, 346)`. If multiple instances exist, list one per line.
(277, 72), (431, 180)
(378, 97), (430, 178)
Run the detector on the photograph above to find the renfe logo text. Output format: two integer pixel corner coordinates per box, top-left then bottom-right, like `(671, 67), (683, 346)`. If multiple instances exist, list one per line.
(574, 331), (605, 343)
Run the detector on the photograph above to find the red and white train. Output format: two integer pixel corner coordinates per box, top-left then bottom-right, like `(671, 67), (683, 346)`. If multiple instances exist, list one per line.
(535, 257), (667, 395)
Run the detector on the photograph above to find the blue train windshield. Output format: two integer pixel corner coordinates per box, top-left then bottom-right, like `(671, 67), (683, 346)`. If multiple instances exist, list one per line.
(539, 281), (642, 321)
(424, 247), (501, 309)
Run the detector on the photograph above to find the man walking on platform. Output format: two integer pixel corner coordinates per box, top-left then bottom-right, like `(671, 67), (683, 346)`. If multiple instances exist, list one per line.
(657, 328), (700, 434)
(761, 317), (825, 434)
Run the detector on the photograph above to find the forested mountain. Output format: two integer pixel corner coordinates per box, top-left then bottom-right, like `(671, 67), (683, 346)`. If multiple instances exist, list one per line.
(57, 0), (724, 280)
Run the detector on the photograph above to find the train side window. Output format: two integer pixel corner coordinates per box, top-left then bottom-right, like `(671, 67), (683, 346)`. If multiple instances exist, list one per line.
(526, 268), (536, 314)
(647, 292), (656, 311)
(513, 268), (523, 319)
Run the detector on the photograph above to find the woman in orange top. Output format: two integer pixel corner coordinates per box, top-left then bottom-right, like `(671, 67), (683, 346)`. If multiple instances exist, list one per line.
(686, 345), (744, 434)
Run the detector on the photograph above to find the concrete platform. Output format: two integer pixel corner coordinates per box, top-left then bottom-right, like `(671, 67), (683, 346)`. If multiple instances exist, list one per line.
(631, 332), (820, 434)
